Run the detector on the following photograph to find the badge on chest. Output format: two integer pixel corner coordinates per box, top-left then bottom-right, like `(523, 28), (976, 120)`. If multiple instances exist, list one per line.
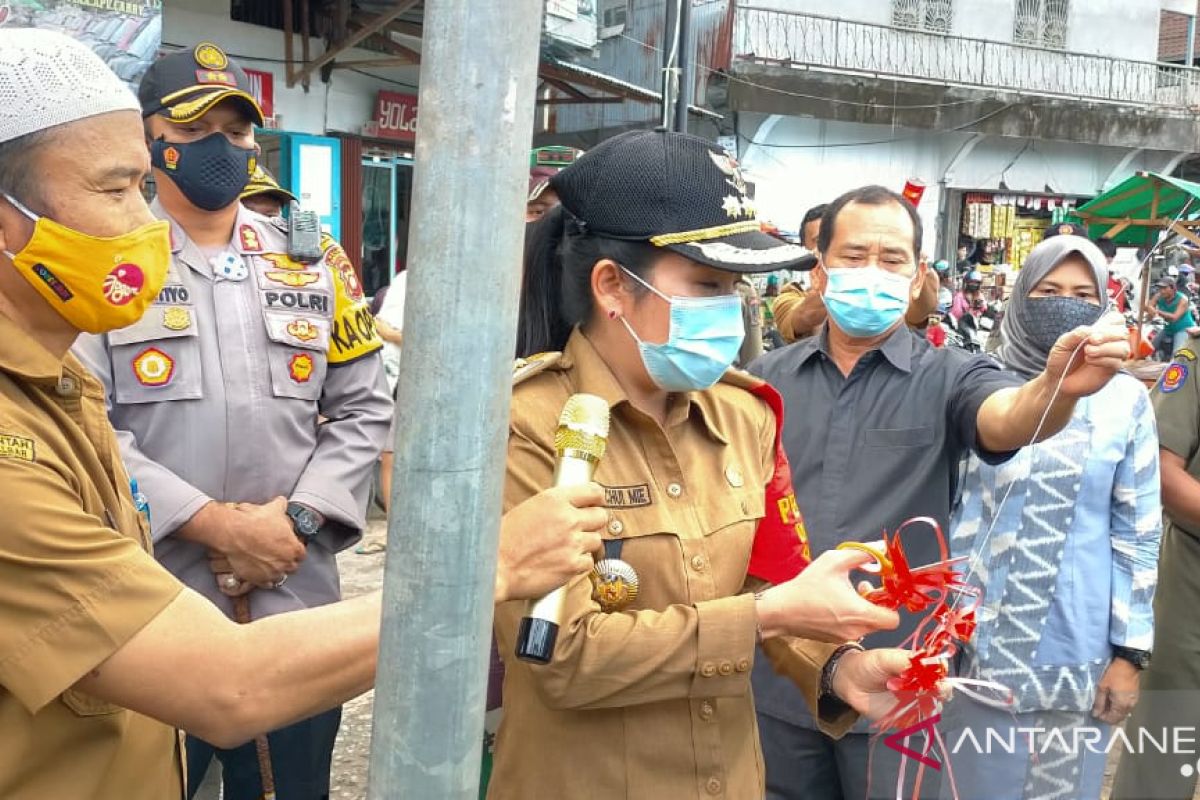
(211, 251), (248, 282)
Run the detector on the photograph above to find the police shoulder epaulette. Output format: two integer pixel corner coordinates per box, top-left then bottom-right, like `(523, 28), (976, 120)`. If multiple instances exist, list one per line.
(718, 366), (765, 392)
(513, 352), (561, 385)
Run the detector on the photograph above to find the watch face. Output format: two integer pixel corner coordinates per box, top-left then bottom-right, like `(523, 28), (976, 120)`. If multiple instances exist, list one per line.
(289, 505), (320, 537)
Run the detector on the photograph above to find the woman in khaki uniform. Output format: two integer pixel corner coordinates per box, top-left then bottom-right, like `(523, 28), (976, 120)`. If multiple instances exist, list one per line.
(491, 130), (913, 800)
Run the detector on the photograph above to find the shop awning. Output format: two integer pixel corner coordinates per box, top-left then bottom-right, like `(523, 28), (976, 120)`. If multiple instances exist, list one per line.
(1075, 171), (1200, 246)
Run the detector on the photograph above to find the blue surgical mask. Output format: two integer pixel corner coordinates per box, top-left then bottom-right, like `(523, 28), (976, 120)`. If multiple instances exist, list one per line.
(618, 267), (745, 392)
(822, 265), (915, 338)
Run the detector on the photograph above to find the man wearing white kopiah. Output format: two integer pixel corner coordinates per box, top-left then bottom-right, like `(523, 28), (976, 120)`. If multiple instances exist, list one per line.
(70, 42), (393, 800)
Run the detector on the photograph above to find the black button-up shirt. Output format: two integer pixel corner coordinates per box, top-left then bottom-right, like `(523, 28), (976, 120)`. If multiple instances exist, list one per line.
(748, 324), (1022, 727)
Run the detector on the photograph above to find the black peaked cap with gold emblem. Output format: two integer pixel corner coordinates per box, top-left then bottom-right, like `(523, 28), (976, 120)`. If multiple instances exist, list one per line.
(548, 129), (807, 273)
(138, 42), (264, 126)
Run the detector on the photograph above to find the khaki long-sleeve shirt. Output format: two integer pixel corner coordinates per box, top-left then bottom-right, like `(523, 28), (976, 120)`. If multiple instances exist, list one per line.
(0, 314), (184, 799)
(490, 331), (854, 800)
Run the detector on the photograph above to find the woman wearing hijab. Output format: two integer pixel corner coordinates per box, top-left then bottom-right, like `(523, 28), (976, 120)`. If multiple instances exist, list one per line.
(939, 236), (1162, 800)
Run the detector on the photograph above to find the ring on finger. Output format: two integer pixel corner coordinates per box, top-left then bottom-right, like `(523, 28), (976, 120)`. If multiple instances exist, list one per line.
(221, 574), (242, 591)
(272, 574), (288, 589)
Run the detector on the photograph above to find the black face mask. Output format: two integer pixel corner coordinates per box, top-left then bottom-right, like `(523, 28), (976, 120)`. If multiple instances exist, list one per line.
(151, 133), (256, 212)
(1021, 295), (1105, 352)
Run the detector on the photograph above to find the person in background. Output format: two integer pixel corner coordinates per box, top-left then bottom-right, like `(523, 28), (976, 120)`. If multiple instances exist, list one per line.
(763, 274), (786, 350)
(72, 43), (394, 800)
(1094, 237), (1128, 313)
(943, 235), (1160, 800)
(906, 254), (941, 332)
(525, 146), (584, 223)
(747, 185), (1131, 800)
(1179, 262), (1195, 296)
(736, 275), (764, 366)
(956, 242), (974, 274)
(357, 252), (407, 554)
(934, 259), (954, 309)
(1154, 276), (1195, 361)
(773, 203), (828, 342)
(925, 310), (947, 348)
(951, 269), (985, 322)
(239, 164), (296, 219)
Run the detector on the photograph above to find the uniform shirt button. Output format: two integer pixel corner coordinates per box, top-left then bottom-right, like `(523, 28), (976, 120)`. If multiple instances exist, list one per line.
(701, 662), (716, 678)
(718, 660), (734, 676)
(56, 377), (77, 396)
(699, 700), (715, 720)
(736, 658), (750, 673)
(706, 777), (722, 795)
(607, 518), (624, 535)
(725, 465), (744, 488)
(667, 482), (683, 498)
(690, 554), (707, 571)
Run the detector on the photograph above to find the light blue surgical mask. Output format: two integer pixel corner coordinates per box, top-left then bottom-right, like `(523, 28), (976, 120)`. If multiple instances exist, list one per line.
(822, 265), (915, 338)
(618, 267), (745, 391)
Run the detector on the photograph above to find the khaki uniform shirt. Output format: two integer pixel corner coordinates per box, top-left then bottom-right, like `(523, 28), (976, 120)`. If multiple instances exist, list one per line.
(772, 282), (822, 343)
(490, 331), (854, 800)
(1154, 341), (1200, 537)
(0, 314), (184, 799)
(73, 201), (392, 621)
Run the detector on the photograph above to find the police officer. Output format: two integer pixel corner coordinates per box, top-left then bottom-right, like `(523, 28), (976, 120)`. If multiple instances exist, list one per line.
(72, 43), (393, 800)
(1113, 340), (1200, 799)
(240, 164), (297, 218)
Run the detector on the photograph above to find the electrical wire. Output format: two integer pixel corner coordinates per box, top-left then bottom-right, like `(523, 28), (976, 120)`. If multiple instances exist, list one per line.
(734, 100), (1019, 149)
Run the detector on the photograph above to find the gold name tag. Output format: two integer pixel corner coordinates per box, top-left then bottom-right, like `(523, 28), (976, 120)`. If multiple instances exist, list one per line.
(0, 434), (35, 462)
(603, 484), (651, 508)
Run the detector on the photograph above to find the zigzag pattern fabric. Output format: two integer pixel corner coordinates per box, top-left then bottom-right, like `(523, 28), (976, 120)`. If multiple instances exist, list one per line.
(981, 418), (1093, 711)
(953, 415), (1093, 709)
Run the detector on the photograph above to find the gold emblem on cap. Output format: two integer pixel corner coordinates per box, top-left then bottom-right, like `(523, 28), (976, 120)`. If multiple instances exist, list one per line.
(162, 307), (192, 331)
(590, 558), (639, 612)
(194, 42), (228, 71)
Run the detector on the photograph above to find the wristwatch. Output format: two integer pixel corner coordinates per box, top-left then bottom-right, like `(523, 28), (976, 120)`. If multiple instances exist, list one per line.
(1112, 645), (1152, 670)
(286, 502), (322, 545)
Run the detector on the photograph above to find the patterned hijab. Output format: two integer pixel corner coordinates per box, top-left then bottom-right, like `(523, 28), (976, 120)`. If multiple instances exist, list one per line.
(995, 235), (1108, 379)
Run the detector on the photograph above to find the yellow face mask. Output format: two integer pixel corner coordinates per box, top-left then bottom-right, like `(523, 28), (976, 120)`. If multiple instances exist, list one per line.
(3, 194), (170, 334)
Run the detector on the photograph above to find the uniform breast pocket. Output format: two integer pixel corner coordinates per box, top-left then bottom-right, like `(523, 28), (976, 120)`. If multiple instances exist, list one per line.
(705, 489), (767, 590)
(109, 316), (202, 405)
(262, 309), (329, 401)
(864, 426), (934, 449)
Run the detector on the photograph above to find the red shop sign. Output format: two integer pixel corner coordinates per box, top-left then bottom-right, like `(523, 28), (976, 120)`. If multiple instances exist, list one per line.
(244, 68), (275, 121)
(374, 90), (419, 142)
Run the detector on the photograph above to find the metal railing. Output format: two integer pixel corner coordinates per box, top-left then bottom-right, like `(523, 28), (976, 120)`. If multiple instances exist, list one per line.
(734, 4), (1200, 111)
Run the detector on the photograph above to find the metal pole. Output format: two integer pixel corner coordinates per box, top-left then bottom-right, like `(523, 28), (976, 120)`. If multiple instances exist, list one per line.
(673, 0), (694, 132)
(1188, 13), (1197, 68)
(366, 0), (544, 795)
(661, 0), (679, 128)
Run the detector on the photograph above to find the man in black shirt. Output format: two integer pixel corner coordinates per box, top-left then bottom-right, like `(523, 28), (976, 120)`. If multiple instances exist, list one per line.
(750, 186), (1132, 800)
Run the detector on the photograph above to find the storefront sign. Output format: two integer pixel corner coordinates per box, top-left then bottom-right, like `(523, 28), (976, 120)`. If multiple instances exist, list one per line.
(244, 68), (276, 126)
(373, 91), (419, 143)
(0, 0), (163, 92)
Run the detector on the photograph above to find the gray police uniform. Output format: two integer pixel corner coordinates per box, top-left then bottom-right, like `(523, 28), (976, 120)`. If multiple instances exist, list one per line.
(73, 199), (392, 621)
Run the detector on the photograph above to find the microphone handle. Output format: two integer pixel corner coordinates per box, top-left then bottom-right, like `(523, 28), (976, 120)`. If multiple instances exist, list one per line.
(514, 453), (597, 664)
